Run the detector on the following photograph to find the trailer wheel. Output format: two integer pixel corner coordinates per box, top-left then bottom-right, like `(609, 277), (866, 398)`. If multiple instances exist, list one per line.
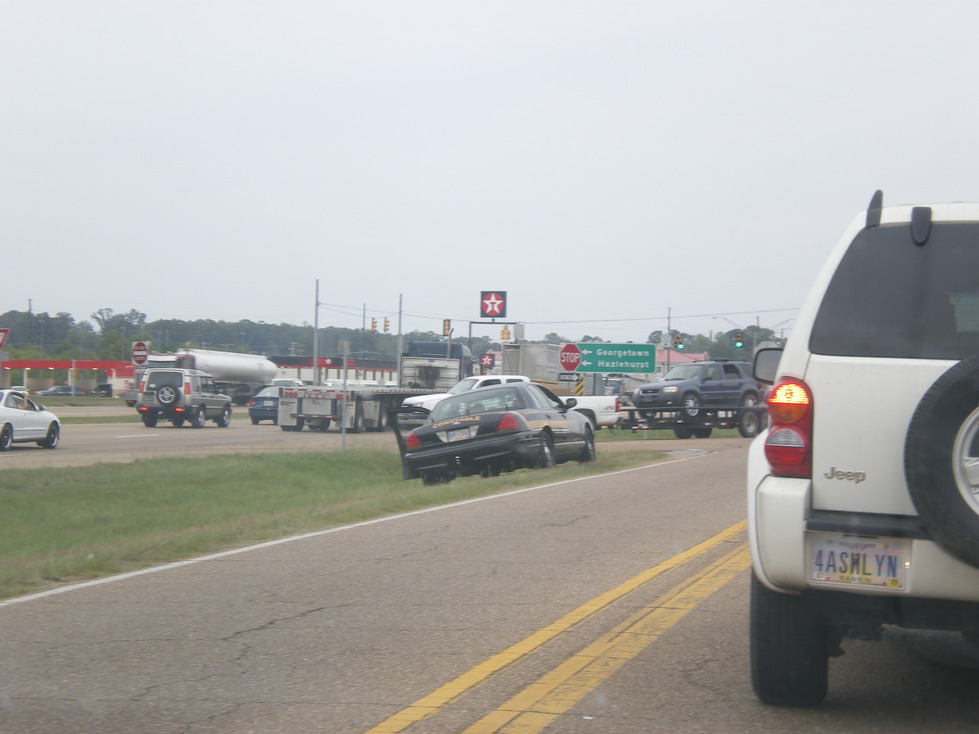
(693, 428), (713, 438)
(739, 409), (763, 438)
(373, 405), (388, 432)
(674, 427), (693, 439)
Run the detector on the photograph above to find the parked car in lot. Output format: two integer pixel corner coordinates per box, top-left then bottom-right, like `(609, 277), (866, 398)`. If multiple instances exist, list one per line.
(632, 360), (760, 418)
(36, 385), (89, 397)
(247, 386), (279, 424)
(0, 389), (60, 450)
(748, 191), (979, 706)
(91, 383), (113, 397)
(398, 382), (595, 485)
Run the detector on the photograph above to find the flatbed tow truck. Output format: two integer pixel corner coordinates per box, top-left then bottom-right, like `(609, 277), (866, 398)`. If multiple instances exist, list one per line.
(618, 405), (768, 439)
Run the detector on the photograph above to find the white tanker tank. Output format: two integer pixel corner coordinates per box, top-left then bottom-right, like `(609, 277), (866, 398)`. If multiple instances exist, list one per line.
(174, 349), (278, 405)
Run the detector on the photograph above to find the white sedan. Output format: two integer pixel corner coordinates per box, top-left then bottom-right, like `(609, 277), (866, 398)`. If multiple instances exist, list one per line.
(0, 389), (60, 450)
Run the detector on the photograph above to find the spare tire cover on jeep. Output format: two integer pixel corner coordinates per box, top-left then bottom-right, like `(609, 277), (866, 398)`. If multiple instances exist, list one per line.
(905, 354), (979, 568)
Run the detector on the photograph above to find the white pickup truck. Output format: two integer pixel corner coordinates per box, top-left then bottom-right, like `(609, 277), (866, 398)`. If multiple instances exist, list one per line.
(401, 375), (621, 430)
(566, 393), (622, 430)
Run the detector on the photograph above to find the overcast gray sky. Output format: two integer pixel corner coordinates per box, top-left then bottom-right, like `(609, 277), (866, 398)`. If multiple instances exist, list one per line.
(5, 1), (979, 344)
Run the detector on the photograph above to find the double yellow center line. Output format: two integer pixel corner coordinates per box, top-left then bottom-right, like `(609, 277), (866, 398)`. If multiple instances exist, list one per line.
(366, 520), (748, 734)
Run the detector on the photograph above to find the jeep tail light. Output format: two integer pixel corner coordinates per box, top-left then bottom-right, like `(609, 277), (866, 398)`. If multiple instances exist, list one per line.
(138, 380), (145, 392)
(764, 378), (813, 477)
(406, 430), (421, 450)
(184, 381), (191, 394)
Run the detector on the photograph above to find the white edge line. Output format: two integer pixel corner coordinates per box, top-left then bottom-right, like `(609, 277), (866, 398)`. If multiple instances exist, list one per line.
(1, 455), (704, 608)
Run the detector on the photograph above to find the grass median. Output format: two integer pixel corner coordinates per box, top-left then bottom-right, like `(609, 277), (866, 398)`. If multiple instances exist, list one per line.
(0, 442), (672, 600)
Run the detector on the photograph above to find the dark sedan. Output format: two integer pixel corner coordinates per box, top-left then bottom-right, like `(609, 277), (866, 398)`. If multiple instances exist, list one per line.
(399, 382), (596, 485)
(36, 385), (89, 397)
(247, 386), (279, 424)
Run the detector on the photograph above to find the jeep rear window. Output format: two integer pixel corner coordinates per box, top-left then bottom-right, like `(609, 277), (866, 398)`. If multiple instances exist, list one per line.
(810, 222), (979, 359)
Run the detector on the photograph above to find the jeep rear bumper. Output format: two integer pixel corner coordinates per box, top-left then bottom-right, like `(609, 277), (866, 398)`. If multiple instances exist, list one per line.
(748, 441), (979, 603)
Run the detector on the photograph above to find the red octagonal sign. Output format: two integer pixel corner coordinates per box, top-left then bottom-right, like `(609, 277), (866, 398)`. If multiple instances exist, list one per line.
(559, 343), (581, 371)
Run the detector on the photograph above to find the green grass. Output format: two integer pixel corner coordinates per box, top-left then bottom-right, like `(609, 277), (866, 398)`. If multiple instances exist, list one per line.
(0, 446), (669, 600)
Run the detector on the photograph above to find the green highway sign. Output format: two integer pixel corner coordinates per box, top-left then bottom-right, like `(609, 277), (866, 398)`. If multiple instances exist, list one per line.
(561, 343), (656, 374)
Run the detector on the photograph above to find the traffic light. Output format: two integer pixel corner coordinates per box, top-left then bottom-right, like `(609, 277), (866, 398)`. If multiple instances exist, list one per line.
(370, 318), (377, 333)
(383, 317), (390, 333)
(500, 325), (511, 341)
(442, 319), (451, 336)
(734, 331), (744, 348)
(673, 333), (684, 350)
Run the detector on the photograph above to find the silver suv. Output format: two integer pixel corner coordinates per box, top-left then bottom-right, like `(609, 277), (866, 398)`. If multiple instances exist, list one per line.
(748, 191), (979, 706)
(136, 368), (232, 428)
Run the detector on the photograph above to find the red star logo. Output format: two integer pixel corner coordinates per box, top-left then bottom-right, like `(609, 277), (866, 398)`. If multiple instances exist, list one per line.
(481, 291), (506, 317)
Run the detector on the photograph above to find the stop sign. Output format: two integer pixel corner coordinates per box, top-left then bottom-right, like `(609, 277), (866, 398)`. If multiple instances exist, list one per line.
(131, 341), (149, 365)
(559, 343), (581, 371)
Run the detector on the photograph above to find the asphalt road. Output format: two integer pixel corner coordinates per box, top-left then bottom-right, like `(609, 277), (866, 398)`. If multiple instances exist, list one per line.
(3, 424), (979, 732)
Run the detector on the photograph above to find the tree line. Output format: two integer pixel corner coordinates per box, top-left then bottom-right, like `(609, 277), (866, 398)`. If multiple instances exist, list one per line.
(0, 308), (785, 364)
(0, 308), (504, 363)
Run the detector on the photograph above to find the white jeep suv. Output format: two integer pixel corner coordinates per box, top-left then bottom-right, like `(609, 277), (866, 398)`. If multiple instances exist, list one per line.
(748, 191), (979, 706)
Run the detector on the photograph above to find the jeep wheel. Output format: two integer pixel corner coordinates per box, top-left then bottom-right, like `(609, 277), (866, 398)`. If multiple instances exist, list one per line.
(750, 571), (829, 707)
(170, 417), (185, 427)
(216, 406), (232, 428)
(141, 412), (159, 428)
(191, 406), (207, 429)
(906, 355), (979, 568)
(156, 385), (179, 406)
(681, 392), (700, 418)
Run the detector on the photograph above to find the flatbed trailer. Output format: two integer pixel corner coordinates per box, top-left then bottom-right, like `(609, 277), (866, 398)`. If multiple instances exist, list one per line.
(277, 385), (436, 432)
(620, 405), (768, 439)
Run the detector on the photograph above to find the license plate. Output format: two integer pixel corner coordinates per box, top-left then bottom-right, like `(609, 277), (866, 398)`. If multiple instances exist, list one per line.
(447, 428), (472, 442)
(809, 533), (909, 589)
(264, 400), (274, 406)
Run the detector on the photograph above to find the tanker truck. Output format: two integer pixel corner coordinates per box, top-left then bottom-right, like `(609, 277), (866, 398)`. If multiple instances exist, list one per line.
(120, 349), (278, 406)
(171, 349), (278, 405)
